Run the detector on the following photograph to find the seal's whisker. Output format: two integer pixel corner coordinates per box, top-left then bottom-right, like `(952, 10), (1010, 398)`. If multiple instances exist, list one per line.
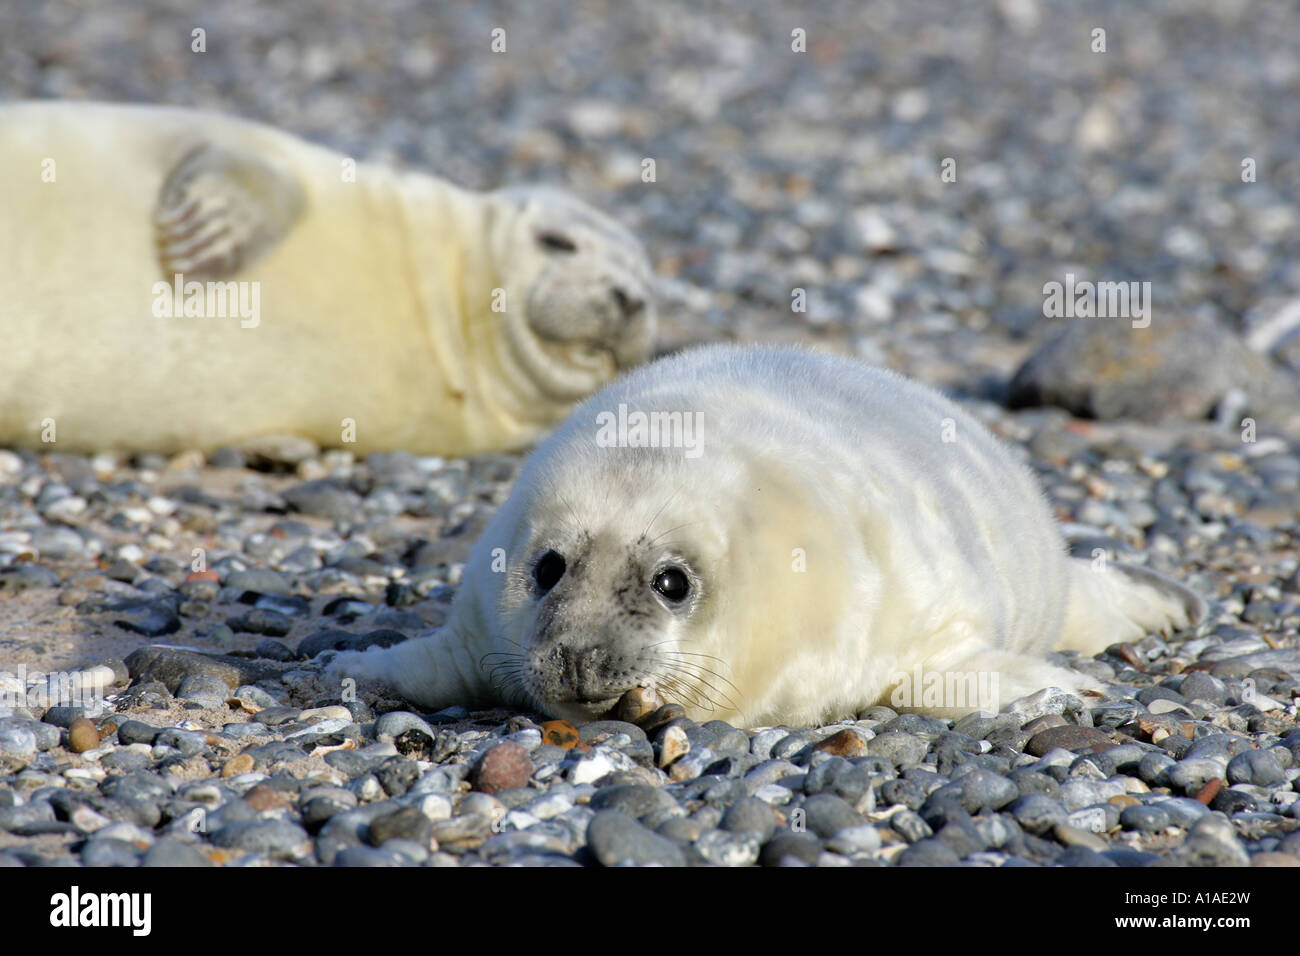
(664, 661), (738, 692)
(541, 472), (584, 531)
(659, 648), (730, 666)
(662, 680), (713, 714)
(494, 636), (532, 655)
(654, 683), (692, 713)
(479, 651), (523, 666)
(641, 485), (684, 542)
(486, 663), (526, 694)
(646, 642), (734, 674)
(646, 640), (728, 664)
(658, 657), (743, 698)
(654, 665), (728, 713)
(647, 523), (700, 550)
(647, 670), (709, 712)
(656, 662), (738, 712)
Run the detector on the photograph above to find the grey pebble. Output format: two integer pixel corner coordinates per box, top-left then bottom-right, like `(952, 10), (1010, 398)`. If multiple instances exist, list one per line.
(210, 819), (311, 860)
(114, 603), (181, 638)
(80, 838), (143, 867)
(332, 845), (406, 867)
(225, 568), (294, 598)
(366, 806), (434, 847)
(0, 802), (56, 832)
(374, 711), (436, 742)
(1008, 794), (1068, 836)
(0, 726), (37, 756)
(283, 480), (363, 520)
(720, 797), (777, 841)
(695, 828), (762, 866)
(254, 638), (297, 661)
(799, 792), (865, 838)
(1167, 815), (1250, 867)
(936, 768), (1019, 812)
(760, 833), (823, 867)
(866, 731), (928, 768)
(586, 810), (685, 867)
(897, 839), (961, 867)
(177, 673), (233, 704)
(1167, 758), (1226, 794)
(114, 720), (160, 746)
(1226, 750), (1287, 787)
(588, 785), (679, 822)
(228, 608), (294, 637)
(1120, 805), (1170, 833)
(142, 838), (213, 867)
(101, 749), (152, 772)
(154, 728), (208, 756)
(889, 809), (933, 843)
(1157, 797), (1212, 828)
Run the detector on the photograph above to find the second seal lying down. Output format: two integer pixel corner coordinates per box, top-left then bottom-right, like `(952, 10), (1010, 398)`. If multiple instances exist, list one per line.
(0, 101), (654, 455)
(330, 345), (1206, 725)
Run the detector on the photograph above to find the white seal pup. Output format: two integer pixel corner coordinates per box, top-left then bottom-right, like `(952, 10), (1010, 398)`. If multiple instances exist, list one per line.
(329, 344), (1206, 726)
(0, 101), (654, 455)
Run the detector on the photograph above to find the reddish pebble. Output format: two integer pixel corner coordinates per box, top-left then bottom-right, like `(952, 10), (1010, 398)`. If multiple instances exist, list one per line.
(1112, 643), (1144, 670)
(811, 729), (869, 758)
(185, 569), (220, 583)
(222, 753), (255, 778)
(1021, 715), (1069, 734)
(470, 741), (533, 793)
(243, 784), (292, 812)
(541, 720), (580, 749)
(1194, 778), (1222, 805)
(614, 686), (663, 723)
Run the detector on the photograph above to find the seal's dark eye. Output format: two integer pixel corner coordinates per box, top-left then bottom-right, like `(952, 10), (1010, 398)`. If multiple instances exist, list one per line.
(652, 566), (690, 603)
(537, 231), (577, 253)
(534, 550), (566, 592)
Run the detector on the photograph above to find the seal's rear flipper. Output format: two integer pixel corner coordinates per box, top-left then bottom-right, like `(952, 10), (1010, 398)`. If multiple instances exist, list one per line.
(154, 143), (305, 279)
(1057, 559), (1207, 655)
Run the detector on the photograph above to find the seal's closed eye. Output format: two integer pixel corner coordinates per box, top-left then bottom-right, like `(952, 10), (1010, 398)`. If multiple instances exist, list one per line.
(536, 231), (577, 253)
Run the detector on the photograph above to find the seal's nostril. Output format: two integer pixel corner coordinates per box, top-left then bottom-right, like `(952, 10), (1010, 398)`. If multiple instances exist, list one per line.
(612, 286), (644, 319)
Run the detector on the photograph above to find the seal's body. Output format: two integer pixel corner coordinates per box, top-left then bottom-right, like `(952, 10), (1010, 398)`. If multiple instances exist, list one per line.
(0, 101), (653, 454)
(330, 345), (1205, 726)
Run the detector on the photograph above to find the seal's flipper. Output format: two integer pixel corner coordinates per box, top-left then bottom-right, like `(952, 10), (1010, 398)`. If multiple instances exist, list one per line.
(153, 143), (305, 279)
(325, 629), (496, 711)
(1058, 559), (1207, 654)
(895, 647), (1102, 717)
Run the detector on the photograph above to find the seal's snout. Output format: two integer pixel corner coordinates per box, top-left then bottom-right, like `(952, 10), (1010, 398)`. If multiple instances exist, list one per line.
(611, 285), (645, 321)
(547, 643), (615, 702)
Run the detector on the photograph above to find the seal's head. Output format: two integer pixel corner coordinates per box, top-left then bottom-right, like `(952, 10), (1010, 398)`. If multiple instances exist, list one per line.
(467, 357), (865, 727)
(486, 187), (655, 403)
(487, 448), (730, 723)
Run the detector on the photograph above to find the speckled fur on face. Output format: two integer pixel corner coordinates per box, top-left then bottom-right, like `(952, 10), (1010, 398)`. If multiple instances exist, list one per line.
(522, 531), (699, 722)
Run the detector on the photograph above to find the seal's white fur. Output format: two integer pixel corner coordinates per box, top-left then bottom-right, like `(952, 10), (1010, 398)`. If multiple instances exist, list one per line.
(331, 345), (1205, 726)
(0, 101), (654, 454)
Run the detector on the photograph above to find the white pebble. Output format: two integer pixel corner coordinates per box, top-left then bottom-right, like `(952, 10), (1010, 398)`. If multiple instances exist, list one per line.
(410, 793), (452, 822)
(753, 784), (794, 806)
